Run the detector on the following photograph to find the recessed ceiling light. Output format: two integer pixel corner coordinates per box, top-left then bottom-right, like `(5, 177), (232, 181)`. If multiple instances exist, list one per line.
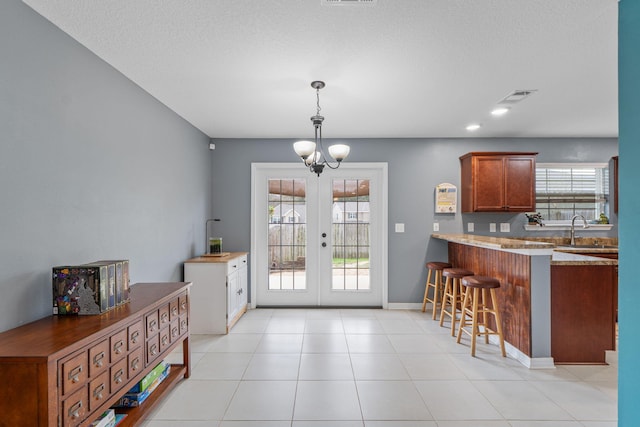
(466, 123), (481, 131)
(491, 107), (510, 116)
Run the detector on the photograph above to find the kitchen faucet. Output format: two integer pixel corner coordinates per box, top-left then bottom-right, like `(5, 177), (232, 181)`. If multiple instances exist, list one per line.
(570, 214), (589, 246)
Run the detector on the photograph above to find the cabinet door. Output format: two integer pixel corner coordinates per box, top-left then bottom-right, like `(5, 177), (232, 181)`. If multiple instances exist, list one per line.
(238, 265), (248, 309)
(473, 156), (505, 211)
(504, 156), (536, 211)
(227, 271), (239, 328)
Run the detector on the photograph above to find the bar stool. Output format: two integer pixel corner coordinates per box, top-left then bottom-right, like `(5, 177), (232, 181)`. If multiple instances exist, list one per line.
(456, 275), (506, 357)
(422, 261), (452, 319)
(439, 268), (474, 336)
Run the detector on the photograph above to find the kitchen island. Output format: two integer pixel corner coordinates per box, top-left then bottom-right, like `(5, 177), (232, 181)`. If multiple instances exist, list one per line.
(432, 234), (617, 366)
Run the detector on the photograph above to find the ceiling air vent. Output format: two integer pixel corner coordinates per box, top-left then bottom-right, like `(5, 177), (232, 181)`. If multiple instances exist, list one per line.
(499, 90), (537, 104)
(322, 0), (377, 6)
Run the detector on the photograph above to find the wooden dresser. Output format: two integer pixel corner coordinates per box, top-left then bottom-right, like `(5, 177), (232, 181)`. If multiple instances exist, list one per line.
(0, 282), (191, 427)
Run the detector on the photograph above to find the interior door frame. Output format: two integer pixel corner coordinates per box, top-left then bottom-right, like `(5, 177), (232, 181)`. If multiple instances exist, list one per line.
(250, 162), (388, 309)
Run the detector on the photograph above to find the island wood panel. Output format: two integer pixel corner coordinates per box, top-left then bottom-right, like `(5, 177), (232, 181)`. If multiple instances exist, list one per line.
(448, 242), (532, 356)
(550, 264), (616, 364)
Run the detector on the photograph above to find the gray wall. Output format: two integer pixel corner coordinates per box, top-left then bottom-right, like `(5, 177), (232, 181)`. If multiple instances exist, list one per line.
(210, 138), (618, 304)
(0, 0), (212, 332)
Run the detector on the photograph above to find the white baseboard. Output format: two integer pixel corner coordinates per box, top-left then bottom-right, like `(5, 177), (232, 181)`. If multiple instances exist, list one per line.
(387, 303), (423, 310)
(488, 336), (556, 369)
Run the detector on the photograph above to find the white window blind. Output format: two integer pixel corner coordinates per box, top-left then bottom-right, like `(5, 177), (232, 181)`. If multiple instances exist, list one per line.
(536, 164), (609, 221)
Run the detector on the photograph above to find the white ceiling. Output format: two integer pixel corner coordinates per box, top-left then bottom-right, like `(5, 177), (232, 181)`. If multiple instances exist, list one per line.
(22, 0), (619, 139)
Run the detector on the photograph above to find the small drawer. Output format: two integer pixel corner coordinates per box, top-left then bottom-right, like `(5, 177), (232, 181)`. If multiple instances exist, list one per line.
(110, 357), (128, 393)
(170, 320), (180, 343)
(227, 254), (247, 275)
(61, 386), (87, 427)
(169, 298), (180, 320)
(110, 329), (127, 362)
(88, 371), (109, 412)
(159, 327), (171, 353)
(146, 334), (161, 365)
(128, 320), (144, 350)
(179, 294), (188, 315)
(179, 315), (189, 336)
(88, 339), (109, 377)
(61, 351), (88, 396)
(159, 304), (170, 327)
(128, 346), (144, 378)
(146, 310), (159, 337)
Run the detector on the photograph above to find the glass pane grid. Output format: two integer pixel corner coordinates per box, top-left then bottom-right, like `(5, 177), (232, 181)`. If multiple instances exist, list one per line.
(332, 179), (370, 292)
(268, 179), (307, 291)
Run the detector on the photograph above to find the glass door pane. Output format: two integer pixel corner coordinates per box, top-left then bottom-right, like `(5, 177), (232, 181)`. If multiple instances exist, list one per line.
(268, 179), (307, 291)
(331, 179), (370, 291)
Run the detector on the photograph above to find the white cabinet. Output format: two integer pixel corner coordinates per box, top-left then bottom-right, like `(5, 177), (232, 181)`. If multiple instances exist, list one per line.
(184, 252), (248, 334)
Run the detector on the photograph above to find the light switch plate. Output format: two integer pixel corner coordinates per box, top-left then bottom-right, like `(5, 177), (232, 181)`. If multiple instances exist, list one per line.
(433, 222), (439, 232)
(500, 223), (510, 232)
(395, 223), (405, 233)
(490, 223), (497, 233)
(467, 222), (474, 232)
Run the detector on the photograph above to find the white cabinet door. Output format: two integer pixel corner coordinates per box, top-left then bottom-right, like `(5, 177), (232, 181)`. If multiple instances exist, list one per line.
(238, 264), (248, 309)
(227, 269), (239, 328)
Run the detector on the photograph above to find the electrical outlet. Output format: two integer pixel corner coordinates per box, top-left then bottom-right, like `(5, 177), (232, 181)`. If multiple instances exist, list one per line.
(395, 223), (405, 233)
(433, 222), (439, 232)
(500, 223), (510, 232)
(467, 222), (474, 232)
(490, 223), (497, 232)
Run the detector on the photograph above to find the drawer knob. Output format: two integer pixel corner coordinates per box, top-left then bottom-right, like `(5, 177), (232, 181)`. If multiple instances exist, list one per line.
(161, 312), (169, 323)
(131, 357), (140, 371)
(93, 351), (105, 368)
(113, 340), (124, 354)
(161, 336), (169, 346)
(68, 365), (83, 383)
(150, 344), (158, 356)
(93, 383), (105, 399)
(149, 319), (158, 331)
(131, 331), (140, 344)
(114, 368), (124, 384)
(69, 401), (83, 419)
(172, 327), (179, 337)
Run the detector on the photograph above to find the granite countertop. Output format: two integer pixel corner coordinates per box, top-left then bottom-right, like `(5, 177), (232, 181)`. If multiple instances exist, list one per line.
(432, 233), (617, 265)
(551, 251), (617, 266)
(431, 233), (555, 250)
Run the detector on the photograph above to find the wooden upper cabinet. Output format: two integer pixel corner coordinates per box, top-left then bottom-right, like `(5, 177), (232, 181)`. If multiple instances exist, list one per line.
(612, 156), (618, 214)
(460, 152), (538, 213)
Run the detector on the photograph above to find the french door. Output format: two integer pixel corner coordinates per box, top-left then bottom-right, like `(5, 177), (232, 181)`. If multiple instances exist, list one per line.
(251, 163), (388, 307)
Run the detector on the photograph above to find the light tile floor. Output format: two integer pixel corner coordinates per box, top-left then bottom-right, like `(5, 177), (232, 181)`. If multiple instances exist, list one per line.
(143, 308), (617, 427)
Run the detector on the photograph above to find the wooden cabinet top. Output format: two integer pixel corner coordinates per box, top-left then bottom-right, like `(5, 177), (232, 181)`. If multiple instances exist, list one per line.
(459, 151), (538, 160)
(0, 282), (190, 359)
(184, 252), (249, 264)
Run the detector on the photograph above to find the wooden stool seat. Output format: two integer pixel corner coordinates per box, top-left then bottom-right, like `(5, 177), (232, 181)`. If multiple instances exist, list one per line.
(422, 261), (452, 319)
(439, 268), (474, 335)
(456, 275), (506, 357)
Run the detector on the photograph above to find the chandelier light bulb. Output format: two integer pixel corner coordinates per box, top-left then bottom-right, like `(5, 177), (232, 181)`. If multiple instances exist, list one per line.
(328, 144), (350, 161)
(293, 140), (316, 159)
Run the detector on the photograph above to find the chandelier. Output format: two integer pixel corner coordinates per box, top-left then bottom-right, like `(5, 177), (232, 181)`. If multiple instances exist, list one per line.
(293, 81), (350, 176)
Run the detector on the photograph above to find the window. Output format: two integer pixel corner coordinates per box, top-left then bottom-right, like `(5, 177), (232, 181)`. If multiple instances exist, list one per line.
(536, 163), (609, 222)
